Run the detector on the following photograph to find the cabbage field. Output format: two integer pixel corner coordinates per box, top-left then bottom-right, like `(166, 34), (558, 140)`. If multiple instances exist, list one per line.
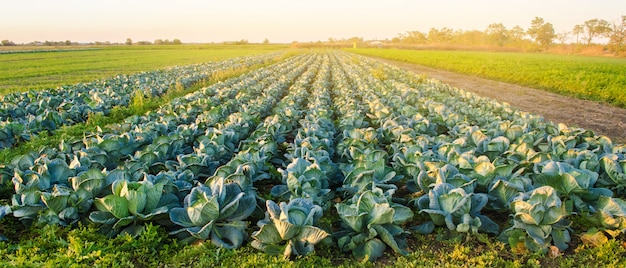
(0, 53), (278, 149)
(1, 50), (626, 265)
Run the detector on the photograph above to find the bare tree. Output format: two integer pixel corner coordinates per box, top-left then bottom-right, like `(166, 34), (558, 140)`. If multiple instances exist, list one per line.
(556, 31), (570, 45)
(572, 24), (584, 44)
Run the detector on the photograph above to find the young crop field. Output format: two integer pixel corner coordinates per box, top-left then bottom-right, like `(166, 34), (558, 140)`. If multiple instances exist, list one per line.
(2, 50), (626, 267)
(0, 44), (287, 95)
(350, 48), (626, 108)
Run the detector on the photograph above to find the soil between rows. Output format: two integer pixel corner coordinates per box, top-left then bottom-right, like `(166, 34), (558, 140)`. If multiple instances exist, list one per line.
(372, 57), (626, 144)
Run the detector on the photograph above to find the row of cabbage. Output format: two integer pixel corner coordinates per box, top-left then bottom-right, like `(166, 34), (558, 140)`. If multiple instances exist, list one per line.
(251, 54), (337, 257)
(170, 54), (325, 249)
(2, 51), (626, 262)
(0, 53), (317, 238)
(0, 52), (279, 149)
(329, 52), (626, 256)
(329, 55), (417, 261)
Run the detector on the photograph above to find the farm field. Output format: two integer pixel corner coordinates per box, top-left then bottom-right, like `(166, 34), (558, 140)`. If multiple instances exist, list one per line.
(0, 51), (285, 153)
(371, 57), (626, 145)
(2, 50), (626, 267)
(349, 48), (626, 108)
(0, 44), (286, 95)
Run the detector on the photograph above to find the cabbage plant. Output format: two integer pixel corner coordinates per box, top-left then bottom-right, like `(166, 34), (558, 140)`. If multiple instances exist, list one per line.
(0, 122), (26, 148)
(89, 178), (178, 236)
(487, 174), (533, 211)
(176, 153), (220, 180)
(416, 183), (498, 235)
(28, 167), (106, 226)
(391, 144), (428, 181)
(0, 205), (11, 241)
(251, 198), (329, 258)
(599, 154), (626, 190)
(469, 129), (511, 160)
(169, 177), (256, 248)
(588, 196), (626, 234)
(335, 187), (413, 262)
(340, 149), (401, 195)
(38, 185), (80, 226)
(270, 158), (332, 206)
(501, 186), (571, 252)
(410, 163), (476, 194)
(11, 155), (106, 226)
(533, 161), (612, 212)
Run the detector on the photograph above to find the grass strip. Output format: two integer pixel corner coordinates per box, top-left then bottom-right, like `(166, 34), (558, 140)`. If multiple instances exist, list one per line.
(1, 221), (625, 267)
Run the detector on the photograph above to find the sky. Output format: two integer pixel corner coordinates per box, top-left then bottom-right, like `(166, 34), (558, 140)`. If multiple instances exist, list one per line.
(1, 0), (624, 44)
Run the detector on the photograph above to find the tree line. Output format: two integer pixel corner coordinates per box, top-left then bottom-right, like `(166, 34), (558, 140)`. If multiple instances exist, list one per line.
(0, 38), (183, 46)
(388, 16), (625, 54)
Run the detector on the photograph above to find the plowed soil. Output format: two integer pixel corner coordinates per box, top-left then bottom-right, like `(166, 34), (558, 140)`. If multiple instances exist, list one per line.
(374, 57), (626, 144)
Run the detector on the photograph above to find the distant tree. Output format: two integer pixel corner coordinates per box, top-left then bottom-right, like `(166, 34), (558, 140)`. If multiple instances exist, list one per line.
(398, 31), (426, 44)
(172, 39), (182, 45)
(582, 19), (611, 45)
(154, 39), (163, 45)
(126, 38), (133, 45)
(508, 26), (526, 44)
(455, 30), (485, 46)
(485, 23), (508, 47)
(346, 36), (363, 43)
(556, 31), (570, 45)
(572, 24), (584, 44)
(608, 15), (626, 53)
(427, 27), (453, 44)
(263, 38), (269, 44)
(395, 33), (406, 44)
(65, 40), (71, 46)
(1, 40), (15, 46)
(527, 17), (556, 50)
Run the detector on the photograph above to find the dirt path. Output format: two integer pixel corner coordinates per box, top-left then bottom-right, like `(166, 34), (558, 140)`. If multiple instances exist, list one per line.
(372, 57), (626, 144)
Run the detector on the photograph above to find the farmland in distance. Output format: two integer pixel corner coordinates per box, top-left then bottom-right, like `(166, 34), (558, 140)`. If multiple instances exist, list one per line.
(0, 44), (287, 95)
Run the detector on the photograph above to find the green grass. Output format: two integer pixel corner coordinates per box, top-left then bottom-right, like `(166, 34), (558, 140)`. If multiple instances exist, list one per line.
(0, 44), (287, 95)
(1, 220), (625, 267)
(349, 48), (626, 108)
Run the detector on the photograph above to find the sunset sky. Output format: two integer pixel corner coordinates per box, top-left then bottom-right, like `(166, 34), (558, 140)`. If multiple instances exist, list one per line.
(1, 0), (624, 44)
